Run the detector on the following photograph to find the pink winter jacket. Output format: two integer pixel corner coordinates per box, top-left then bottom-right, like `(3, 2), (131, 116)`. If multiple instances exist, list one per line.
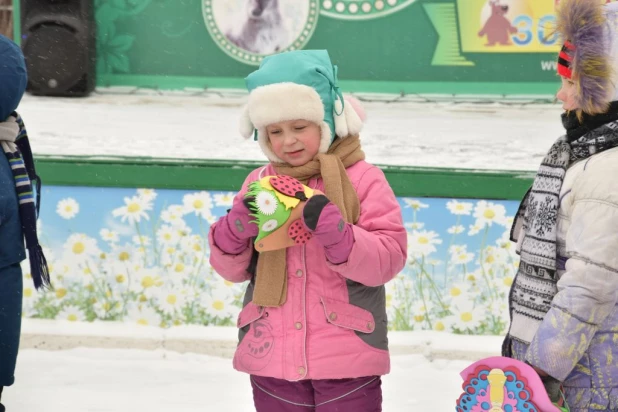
(208, 160), (407, 381)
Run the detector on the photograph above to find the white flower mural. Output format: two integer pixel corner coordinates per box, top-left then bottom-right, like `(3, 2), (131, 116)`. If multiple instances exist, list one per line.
(24, 188), (519, 336)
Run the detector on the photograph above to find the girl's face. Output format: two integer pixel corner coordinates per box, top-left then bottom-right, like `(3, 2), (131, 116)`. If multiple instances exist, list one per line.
(266, 120), (322, 166)
(556, 76), (579, 111)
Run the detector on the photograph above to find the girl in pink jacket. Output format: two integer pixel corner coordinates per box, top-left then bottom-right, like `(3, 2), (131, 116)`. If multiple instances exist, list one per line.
(208, 50), (407, 411)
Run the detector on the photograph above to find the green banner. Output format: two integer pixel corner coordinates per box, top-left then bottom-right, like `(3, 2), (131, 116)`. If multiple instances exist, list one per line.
(88, 0), (568, 94)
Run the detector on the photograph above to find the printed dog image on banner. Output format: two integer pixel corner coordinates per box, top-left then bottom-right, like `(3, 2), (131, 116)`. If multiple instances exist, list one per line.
(203, 0), (319, 65)
(225, 0), (289, 54)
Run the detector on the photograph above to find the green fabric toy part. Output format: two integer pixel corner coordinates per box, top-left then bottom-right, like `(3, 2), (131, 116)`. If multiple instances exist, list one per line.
(245, 175), (315, 251)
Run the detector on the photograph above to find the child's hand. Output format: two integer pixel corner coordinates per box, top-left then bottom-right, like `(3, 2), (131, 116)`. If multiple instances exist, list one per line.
(540, 375), (566, 408)
(530, 365), (567, 409)
(302, 195), (354, 264)
(212, 198), (258, 254)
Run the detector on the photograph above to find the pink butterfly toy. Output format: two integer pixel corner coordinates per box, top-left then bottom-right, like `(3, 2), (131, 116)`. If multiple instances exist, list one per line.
(457, 357), (567, 411)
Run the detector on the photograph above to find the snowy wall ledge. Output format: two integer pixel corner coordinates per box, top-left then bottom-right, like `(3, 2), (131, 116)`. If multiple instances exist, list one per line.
(34, 155), (535, 200)
(20, 319), (503, 362)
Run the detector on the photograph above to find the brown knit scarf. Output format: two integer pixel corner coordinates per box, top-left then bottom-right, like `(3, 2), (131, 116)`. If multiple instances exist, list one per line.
(252, 135), (366, 307)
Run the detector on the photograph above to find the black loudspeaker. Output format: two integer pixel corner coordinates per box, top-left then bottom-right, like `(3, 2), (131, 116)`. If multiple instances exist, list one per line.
(20, 0), (95, 96)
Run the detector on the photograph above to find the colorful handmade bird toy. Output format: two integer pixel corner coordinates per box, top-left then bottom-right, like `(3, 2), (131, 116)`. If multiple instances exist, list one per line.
(245, 175), (320, 252)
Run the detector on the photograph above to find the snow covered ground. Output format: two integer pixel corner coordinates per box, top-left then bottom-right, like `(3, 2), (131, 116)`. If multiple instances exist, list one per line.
(6, 319), (503, 411)
(4, 348), (470, 411)
(17, 89), (565, 171)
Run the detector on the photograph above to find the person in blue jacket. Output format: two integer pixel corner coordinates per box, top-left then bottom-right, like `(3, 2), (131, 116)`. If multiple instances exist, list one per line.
(0, 34), (49, 412)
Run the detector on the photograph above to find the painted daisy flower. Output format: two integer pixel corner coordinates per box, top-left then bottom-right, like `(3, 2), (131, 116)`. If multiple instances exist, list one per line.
(482, 246), (508, 267)
(256, 191), (278, 215)
(161, 205), (186, 227)
(168, 260), (192, 280)
(405, 222), (425, 230)
(160, 245), (179, 266)
(465, 270), (482, 284)
(432, 317), (454, 333)
(57, 305), (86, 322)
(214, 192), (235, 207)
(452, 251), (474, 265)
(137, 188), (157, 202)
(132, 235), (152, 247)
(56, 198), (79, 219)
(411, 301), (434, 324)
(183, 191), (213, 219)
(100, 228), (119, 243)
(468, 224), (482, 236)
(449, 300), (486, 331)
(180, 235), (205, 258)
(106, 262), (131, 292)
(447, 225), (465, 234)
(157, 225), (180, 246)
(64, 234), (100, 263)
(201, 287), (238, 320)
(446, 200), (473, 215)
(111, 244), (137, 264)
(449, 245), (467, 255)
(93, 300), (121, 319)
(172, 220), (192, 238)
(132, 268), (164, 296)
(447, 281), (472, 304)
(127, 305), (161, 327)
(408, 230), (442, 257)
(155, 288), (187, 315)
(473, 200), (507, 228)
(54, 283), (70, 301)
(403, 199), (429, 211)
(112, 195), (152, 224)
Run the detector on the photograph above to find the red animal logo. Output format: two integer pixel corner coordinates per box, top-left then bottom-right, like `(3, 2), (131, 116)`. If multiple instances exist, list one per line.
(478, 0), (518, 46)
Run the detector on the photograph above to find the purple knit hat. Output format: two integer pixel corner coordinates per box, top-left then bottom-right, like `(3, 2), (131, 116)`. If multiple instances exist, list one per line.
(556, 0), (618, 114)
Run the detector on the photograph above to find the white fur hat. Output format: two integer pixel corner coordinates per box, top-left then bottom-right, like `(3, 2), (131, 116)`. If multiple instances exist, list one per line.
(239, 50), (365, 162)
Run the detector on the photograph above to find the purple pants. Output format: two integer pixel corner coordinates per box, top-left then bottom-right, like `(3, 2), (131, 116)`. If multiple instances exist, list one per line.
(250, 375), (382, 411)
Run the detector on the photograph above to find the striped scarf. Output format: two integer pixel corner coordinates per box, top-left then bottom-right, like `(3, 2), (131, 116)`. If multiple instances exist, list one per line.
(0, 112), (49, 289)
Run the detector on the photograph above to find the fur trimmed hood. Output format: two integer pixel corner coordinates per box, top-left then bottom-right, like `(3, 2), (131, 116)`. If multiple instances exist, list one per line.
(556, 0), (618, 115)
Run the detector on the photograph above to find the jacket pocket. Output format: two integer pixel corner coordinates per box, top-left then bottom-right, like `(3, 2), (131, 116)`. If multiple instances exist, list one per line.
(237, 302), (265, 343)
(320, 296), (375, 334)
(237, 302), (264, 329)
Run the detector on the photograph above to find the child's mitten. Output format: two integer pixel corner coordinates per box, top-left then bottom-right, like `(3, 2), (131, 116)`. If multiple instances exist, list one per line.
(213, 198), (259, 255)
(541, 375), (568, 411)
(302, 195), (354, 264)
